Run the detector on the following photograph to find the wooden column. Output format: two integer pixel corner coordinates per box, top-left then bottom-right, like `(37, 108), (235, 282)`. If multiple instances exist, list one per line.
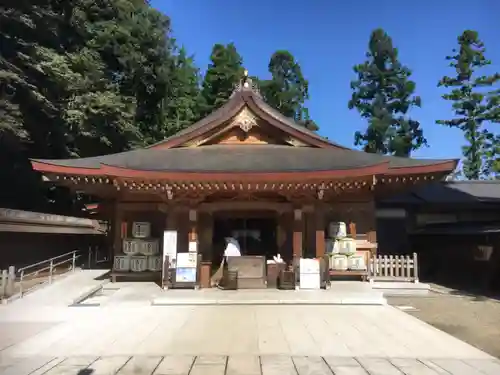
(199, 212), (213, 261)
(293, 208), (303, 259)
(188, 209), (198, 250)
(111, 201), (124, 259)
(315, 207), (326, 258)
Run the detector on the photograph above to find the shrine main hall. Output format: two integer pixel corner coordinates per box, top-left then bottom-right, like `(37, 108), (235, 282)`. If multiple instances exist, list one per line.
(31, 73), (457, 273)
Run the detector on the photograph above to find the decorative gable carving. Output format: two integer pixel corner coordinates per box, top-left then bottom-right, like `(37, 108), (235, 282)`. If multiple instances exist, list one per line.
(233, 107), (258, 132)
(179, 106), (316, 147)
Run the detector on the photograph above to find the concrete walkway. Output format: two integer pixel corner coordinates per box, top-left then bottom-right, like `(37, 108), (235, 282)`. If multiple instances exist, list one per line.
(0, 278), (499, 374)
(2, 355), (500, 375)
(0, 304), (494, 359)
(10, 269), (109, 306)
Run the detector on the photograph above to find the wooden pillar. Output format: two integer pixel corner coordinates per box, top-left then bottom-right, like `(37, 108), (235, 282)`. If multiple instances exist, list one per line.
(111, 201), (124, 259)
(188, 209), (198, 251)
(293, 208), (303, 259)
(315, 207), (326, 258)
(199, 212), (214, 261)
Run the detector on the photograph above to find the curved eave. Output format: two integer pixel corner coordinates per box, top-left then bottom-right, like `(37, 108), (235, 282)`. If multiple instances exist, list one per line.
(384, 159), (459, 175)
(32, 161), (390, 182)
(31, 158), (458, 182)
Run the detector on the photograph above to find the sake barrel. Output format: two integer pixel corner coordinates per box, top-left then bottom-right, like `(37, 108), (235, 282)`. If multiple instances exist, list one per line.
(330, 254), (348, 271)
(114, 255), (130, 271)
(326, 239), (341, 254)
(338, 238), (356, 255)
(140, 239), (159, 256)
(130, 255), (148, 272)
(328, 222), (347, 238)
(348, 253), (367, 270)
(147, 255), (162, 271)
(123, 239), (139, 255)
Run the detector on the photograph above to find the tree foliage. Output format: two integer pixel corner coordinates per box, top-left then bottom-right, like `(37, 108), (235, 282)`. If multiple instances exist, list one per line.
(349, 28), (426, 156)
(259, 50), (318, 130)
(0, 0), (193, 212)
(200, 43), (244, 117)
(437, 30), (500, 180)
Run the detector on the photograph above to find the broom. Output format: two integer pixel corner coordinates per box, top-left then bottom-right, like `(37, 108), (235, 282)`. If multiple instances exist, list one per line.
(210, 257), (225, 287)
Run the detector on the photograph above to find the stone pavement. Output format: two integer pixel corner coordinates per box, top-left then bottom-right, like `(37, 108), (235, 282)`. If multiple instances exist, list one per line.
(1, 279), (499, 374)
(2, 355), (500, 374)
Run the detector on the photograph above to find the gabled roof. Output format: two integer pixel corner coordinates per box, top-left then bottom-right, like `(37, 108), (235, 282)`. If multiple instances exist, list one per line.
(30, 75), (459, 180)
(148, 85), (343, 149)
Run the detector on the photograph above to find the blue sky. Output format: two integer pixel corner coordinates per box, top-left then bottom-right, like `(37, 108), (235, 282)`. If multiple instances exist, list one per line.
(151, 0), (499, 159)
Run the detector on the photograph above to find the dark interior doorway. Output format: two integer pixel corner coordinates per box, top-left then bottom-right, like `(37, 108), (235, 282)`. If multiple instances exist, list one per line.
(212, 214), (277, 263)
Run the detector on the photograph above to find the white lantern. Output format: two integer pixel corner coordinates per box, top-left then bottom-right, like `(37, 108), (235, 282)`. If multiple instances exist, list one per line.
(148, 256), (162, 271)
(130, 256), (148, 272)
(114, 256), (130, 271)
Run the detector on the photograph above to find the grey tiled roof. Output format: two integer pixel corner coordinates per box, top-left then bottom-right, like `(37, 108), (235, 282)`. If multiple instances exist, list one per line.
(382, 181), (500, 204)
(33, 145), (451, 173)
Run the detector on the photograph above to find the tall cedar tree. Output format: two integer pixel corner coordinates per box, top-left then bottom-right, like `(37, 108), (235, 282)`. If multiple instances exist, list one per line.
(163, 46), (202, 137)
(0, 0), (188, 212)
(437, 30), (500, 179)
(200, 43), (244, 116)
(349, 28), (426, 156)
(260, 50), (318, 130)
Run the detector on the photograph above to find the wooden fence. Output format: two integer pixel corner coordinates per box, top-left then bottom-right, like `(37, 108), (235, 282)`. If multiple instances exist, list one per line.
(368, 253), (419, 283)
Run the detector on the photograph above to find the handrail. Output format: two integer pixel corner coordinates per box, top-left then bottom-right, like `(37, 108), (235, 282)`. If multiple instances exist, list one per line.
(18, 250), (81, 297)
(18, 250), (80, 274)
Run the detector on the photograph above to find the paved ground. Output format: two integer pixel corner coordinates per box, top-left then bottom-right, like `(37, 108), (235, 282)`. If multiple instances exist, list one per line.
(1, 277), (500, 374)
(2, 355), (500, 374)
(388, 292), (500, 360)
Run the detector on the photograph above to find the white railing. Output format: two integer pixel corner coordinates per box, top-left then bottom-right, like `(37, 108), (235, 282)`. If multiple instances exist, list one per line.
(368, 253), (419, 283)
(17, 250), (81, 297)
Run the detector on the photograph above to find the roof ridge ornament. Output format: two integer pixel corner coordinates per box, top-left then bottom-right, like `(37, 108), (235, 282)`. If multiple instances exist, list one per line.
(231, 69), (262, 98)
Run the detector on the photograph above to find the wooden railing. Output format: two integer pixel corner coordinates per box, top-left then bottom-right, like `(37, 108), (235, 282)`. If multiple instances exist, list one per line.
(368, 253), (419, 283)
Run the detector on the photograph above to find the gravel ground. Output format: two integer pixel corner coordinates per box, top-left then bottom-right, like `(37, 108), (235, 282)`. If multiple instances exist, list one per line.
(387, 291), (500, 359)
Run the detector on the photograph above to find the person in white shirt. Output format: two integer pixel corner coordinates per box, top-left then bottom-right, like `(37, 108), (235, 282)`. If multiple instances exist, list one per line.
(223, 237), (241, 258)
(211, 237), (241, 287)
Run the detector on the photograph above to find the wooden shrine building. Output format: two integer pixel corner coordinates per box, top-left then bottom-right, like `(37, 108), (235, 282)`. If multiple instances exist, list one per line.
(30, 72), (457, 277)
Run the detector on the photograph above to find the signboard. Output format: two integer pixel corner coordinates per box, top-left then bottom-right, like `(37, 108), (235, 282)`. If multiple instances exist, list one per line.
(163, 230), (178, 268)
(188, 240), (198, 253)
(175, 252), (198, 284)
(175, 267), (197, 283)
(176, 252), (197, 268)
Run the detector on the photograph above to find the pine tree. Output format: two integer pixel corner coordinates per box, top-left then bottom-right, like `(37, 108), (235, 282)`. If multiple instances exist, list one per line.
(437, 30), (500, 180)
(200, 43), (244, 116)
(349, 28), (426, 156)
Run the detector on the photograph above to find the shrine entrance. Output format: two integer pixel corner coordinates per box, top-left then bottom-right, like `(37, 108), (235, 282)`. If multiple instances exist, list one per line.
(212, 211), (277, 264)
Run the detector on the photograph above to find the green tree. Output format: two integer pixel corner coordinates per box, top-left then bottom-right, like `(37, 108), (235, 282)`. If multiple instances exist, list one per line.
(0, 0), (191, 211)
(200, 43), (244, 116)
(163, 46), (202, 137)
(260, 50), (316, 129)
(437, 30), (500, 180)
(349, 28), (426, 156)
